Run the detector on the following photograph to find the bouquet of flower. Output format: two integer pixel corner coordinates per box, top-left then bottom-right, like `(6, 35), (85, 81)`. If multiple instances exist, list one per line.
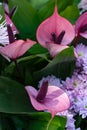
(0, 0), (87, 130)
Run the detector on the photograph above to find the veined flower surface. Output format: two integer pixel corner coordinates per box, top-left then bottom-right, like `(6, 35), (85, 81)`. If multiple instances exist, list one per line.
(36, 6), (75, 57)
(75, 12), (87, 38)
(25, 81), (70, 118)
(0, 39), (36, 60)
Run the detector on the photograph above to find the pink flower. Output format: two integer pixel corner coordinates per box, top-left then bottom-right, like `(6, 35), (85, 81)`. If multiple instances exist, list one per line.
(25, 81), (70, 118)
(5, 14), (19, 34)
(46, 42), (68, 57)
(0, 39), (36, 60)
(4, 0), (18, 34)
(75, 12), (87, 38)
(36, 6), (75, 57)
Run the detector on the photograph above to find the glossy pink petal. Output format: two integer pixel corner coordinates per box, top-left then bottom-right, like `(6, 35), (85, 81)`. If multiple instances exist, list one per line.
(0, 39), (36, 60)
(5, 14), (19, 34)
(36, 6), (75, 48)
(25, 85), (70, 118)
(75, 12), (87, 38)
(46, 42), (78, 58)
(46, 42), (68, 57)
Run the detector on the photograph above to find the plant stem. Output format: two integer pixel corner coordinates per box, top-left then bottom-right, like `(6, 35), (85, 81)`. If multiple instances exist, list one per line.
(46, 117), (53, 130)
(55, 0), (57, 6)
(14, 59), (25, 85)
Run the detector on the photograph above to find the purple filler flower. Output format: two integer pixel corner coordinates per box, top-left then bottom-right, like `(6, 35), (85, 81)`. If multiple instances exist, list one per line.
(74, 43), (87, 74)
(74, 96), (87, 118)
(75, 43), (87, 59)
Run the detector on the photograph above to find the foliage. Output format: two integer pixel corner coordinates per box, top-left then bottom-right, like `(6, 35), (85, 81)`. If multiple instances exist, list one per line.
(0, 0), (82, 129)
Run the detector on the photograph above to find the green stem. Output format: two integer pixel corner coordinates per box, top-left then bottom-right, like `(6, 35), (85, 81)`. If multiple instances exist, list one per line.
(55, 0), (57, 6)
(46, 117), (53, 130)
(14, 59), (25, 85)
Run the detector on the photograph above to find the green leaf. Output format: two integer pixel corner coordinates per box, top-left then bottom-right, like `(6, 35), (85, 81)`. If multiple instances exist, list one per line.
(0, 4), (5, 23)
(27, 0), (49, 10)
(34, 47), (76, 81)
(0, 115), (16, 130)
(9, 0), (40, 39)
(60, 4), (80, 24)
(7, 112), (66, 130)
(0, 76), (66, 129)
(38, 0), (74, 22)
(3, 54), (49, 86)
(28, 44), (48, 55)
(74, 0), (81, 4)
(0, 76), (35, 114)
(26, 112), (66, 130)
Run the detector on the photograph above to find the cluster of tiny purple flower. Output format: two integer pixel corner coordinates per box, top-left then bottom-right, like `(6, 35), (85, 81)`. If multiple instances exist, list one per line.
(39, 43), (87, 130)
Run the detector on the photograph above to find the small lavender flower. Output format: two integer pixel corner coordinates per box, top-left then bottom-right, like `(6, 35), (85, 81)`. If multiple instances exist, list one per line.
(75, 43), (87, 74)
(66, 113), (76, 130)
(75, 43), (87, 58)
(38, 75), (62, 88)
(58, 111), (80, 130)
(74, 96), (87, 118)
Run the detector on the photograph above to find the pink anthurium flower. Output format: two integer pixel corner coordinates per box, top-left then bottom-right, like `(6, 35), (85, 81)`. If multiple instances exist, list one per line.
(4, 0), (18, 34)
(25, 81), (70, 118)
(5, 14), (19, 34)
(75, 12), (87, 38)
(0, 39), (36, 60)
(46, 42), (69, 57)
(36, 6), (75, 57)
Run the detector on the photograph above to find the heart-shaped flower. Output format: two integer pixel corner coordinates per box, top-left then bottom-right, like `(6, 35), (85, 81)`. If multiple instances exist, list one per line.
(36, 6), (75, 57)
(25, 81), (70, 118)
(75, 12), (87, 38)
(0, 22), (36, 61)
(5, 14), (19, 35)
(0, 38), (36, 60)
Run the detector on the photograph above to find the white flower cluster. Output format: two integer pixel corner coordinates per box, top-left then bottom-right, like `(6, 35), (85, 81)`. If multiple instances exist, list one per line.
(0, 15), (9, 46)
(78, 0), (87, 14)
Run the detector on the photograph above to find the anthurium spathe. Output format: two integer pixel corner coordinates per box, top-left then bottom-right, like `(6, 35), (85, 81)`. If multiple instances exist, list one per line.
(25, 81), (70, 118)
(4, 0), (18, 34)
(46, 42), (69, 57)
(0, 39), (36, 60)
(75, 12), (87, 38)
(36, 6), (75, 56)
(5, 14), (19, 34)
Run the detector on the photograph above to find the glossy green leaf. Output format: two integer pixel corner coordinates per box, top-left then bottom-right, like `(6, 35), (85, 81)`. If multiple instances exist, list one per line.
(0, 115), (16, 130)
(74, 0), (81, 4)
(28, 44), (48, 55)
(7, 112), (66, 130)
(26, 112), (66, 130)
(38, 0), (74, 22)
(0, 76), (35, 114)
(60, 4), (80, 24)
(9, 0), (40, 39)
(27, 0), (49, 10)
(0, 76), (66, 129)
(0, 4), (5, 23)
(34, 47), (76, 81)
(3, 54), (49, 86)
